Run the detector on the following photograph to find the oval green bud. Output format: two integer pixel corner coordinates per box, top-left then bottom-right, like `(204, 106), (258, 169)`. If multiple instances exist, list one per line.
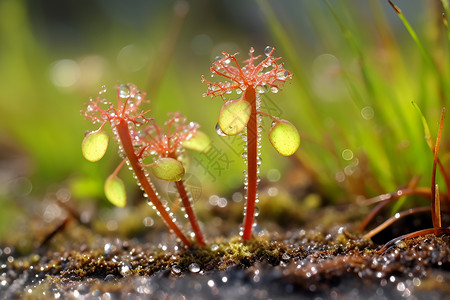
(268, 120), (300, 156)
(183, 130), (211, 153)
(81, 130), (109, 162)
(150, 157), (185, 181)
(104, 174), (126, 207)
(218, 98), (251, 135)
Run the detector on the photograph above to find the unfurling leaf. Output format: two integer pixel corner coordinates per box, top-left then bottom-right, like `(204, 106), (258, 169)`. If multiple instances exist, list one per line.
(104, 174), (126, 207)
(150, 157), (185, 181)
(218, 98), (251, 135)
(183, 130), (211, 152)
(268, 120), (300, 156)
(81, 130), (109, 162)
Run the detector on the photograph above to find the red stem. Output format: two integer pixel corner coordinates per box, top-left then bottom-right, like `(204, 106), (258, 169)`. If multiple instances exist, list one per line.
(175, 180), (206, 246)
(115, 119), (191, 247)
(242, 87), (258, 240)
(378, 227), (450, 254)
(431, 107), (445, 228)
(362, 206), (431, 240)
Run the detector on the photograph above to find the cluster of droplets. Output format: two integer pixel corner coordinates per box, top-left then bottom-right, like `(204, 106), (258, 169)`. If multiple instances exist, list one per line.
(142, 113), (199, 159)
(202, 46), (292, 99)
(239, 94), (263, 237)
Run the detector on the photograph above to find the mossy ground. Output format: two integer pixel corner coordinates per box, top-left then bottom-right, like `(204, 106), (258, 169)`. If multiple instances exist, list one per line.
(1, 202), (449, 299)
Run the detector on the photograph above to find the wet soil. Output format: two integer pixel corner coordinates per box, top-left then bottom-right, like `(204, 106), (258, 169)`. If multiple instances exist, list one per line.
(1, 212), (449, 300)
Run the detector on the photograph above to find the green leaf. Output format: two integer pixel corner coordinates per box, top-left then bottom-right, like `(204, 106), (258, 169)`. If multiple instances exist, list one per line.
(81, 130), (109, 162)
(183, 130), (211, 152)
(411, 101), (434, 151)
(104, 174), (126, 207)
(218, 98), (251, 135)
(268, 120), (300, 156)
(150, 157), (185, 181)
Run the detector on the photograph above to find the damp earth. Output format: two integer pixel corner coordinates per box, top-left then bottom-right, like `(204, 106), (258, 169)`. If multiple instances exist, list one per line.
(1, 190), (449, 300)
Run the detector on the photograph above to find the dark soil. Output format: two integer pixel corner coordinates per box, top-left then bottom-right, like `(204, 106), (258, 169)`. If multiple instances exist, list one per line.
(1, 213), (449, 300)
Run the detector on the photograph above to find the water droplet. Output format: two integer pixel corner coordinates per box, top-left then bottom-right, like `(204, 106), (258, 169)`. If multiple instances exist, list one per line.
(120, 263), (131, 276)
(119, 84), (130, 98)
(242, 151), (248, 160)
(232, 192), (243, 202)
(104, 243), (113, 255)
(171, 265), (182, 275)
(256, 86), (265, 94)
(134, 92), (142, 101)
(210, 244), (219, 251)
(395, 240), (407, 249)
(214, 56), (222, 62)
(256, 157), (263, 165)
(143, 217), (154, 227)
(264, 46), (274, 57)
(236, 88), (242, 95)
(215, 123), (227, 136)
(254, 206), (260, 217)
(104, 274), (115, 281)
(188, 263), (200, 273)
(270, 86), (278, 93)
(341, 149), (353, 161)
(277, 71), (288, 80)
(361, 106), (374, 120)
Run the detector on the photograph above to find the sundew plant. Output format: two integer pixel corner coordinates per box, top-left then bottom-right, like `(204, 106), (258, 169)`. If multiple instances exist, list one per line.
(81, 33), (449, 248)
(202, 47), (300, 240)
(82, 84), (195, 246)
(81, 47), (300, 245)
(2, 1), (450, 298)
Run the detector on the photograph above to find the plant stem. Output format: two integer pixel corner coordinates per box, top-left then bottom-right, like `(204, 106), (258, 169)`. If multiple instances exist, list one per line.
(175, 180), (206, 246)
(115, 119), (191, 247)
(242, 87), (258, 240)
(431, 107), (445, 228)
(378, 227), (450, 254)
(363, 206), (431, 240)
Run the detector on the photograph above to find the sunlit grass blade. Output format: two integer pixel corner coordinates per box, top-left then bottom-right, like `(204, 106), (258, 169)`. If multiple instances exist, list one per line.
(388, 0), (448, 101)
(256, 0), (324, 137)
(440, 0), (450, 44)
(413, 103), (450, 198)
(411, 101), (434, 150)
(431, 108), (445, 227)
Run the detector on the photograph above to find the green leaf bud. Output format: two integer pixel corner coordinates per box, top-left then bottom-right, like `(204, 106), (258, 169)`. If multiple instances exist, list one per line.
(218, 98), (251, 135)
(104, 174), (126, 207)
(268, 120), (300, 156)
(81, 130), (109, 162)
(150, 157), (185, 182)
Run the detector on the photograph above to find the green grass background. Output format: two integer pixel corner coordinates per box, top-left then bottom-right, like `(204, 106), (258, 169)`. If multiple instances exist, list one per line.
(0, 0), (448, 239)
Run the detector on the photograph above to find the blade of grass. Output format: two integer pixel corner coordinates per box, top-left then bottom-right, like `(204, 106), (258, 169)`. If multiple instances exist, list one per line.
(412, 101), (450, 196)
(431, 107), (445, 227)
(441, 0), (450, 44)
(324, 0), (417, 189)
(388, 0), (449, 102)
(256, 0), (325, 137)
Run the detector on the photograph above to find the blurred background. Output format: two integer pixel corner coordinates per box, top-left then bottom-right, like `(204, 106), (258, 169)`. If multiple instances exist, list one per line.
(0, 0), (448, 245)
